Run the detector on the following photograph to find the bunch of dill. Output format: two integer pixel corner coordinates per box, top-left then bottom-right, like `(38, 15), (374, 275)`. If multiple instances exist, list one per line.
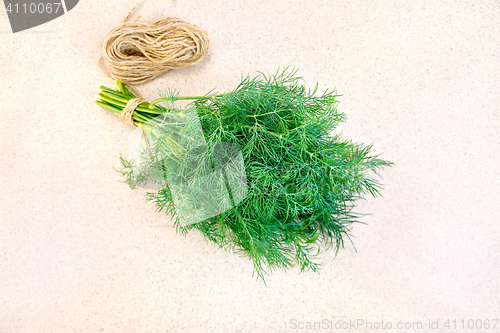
(96, 68), (392, 280)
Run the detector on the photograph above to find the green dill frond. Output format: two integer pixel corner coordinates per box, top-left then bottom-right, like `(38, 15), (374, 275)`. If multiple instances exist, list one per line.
(99, 68), (392, 282)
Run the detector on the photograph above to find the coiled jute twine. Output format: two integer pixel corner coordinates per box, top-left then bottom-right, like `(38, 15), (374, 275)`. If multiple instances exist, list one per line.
(99, 2), (210, 126)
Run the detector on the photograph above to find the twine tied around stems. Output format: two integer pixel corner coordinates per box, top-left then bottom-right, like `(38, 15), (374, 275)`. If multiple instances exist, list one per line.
(122, 96), (148, 126)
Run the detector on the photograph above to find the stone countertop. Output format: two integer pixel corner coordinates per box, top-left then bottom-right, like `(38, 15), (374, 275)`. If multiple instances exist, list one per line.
(1, 0), (499, 332)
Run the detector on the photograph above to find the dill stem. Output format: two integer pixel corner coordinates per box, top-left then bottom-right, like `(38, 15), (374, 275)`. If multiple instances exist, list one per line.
(149, 95), (220, 108)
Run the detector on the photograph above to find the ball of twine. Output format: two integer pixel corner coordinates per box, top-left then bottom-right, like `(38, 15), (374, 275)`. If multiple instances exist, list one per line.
(102, 16), (210, 85)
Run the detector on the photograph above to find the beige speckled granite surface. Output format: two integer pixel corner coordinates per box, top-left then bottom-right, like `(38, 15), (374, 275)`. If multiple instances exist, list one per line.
(1, 1), (499, 332)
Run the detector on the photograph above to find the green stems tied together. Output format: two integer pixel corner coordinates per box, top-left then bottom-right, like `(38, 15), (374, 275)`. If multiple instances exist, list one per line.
(95, 80), (215, 128)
